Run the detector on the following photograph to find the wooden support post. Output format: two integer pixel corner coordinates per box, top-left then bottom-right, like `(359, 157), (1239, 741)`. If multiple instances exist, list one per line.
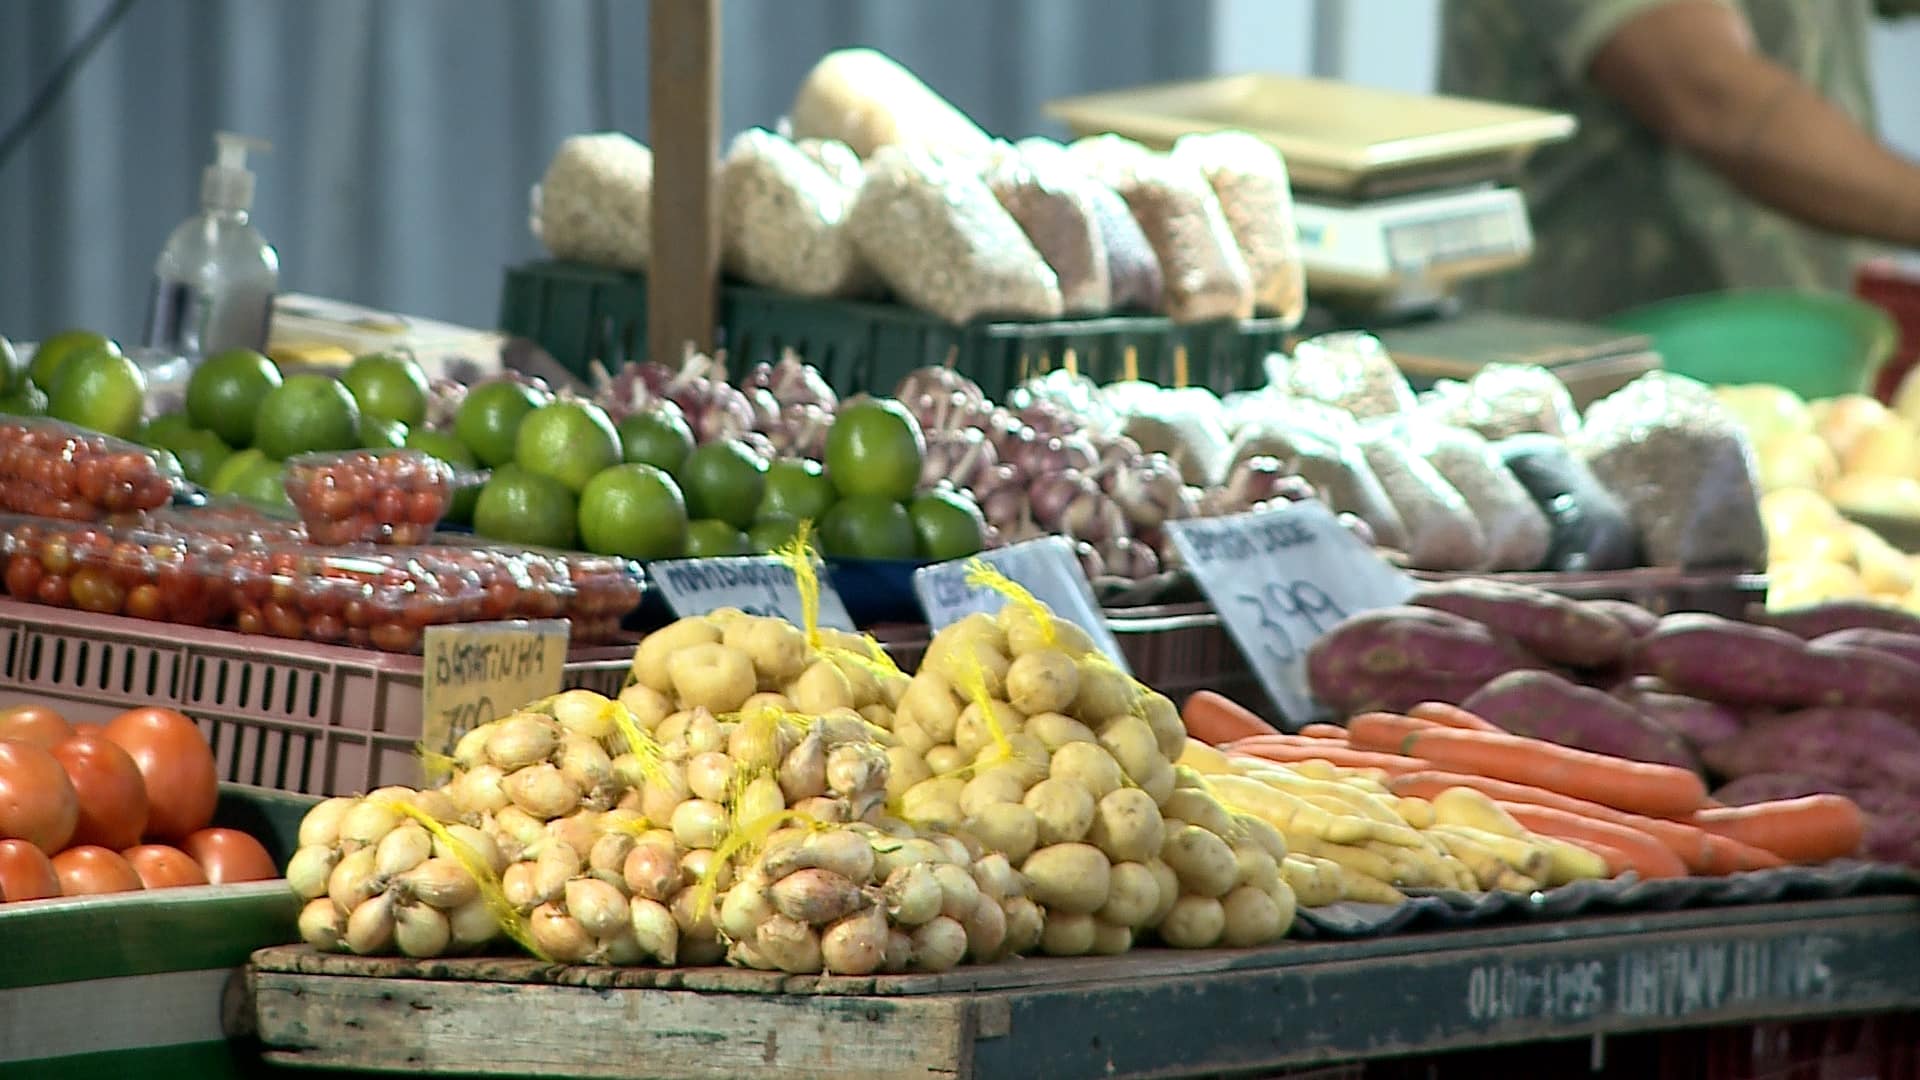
(648, 0), (721, 363)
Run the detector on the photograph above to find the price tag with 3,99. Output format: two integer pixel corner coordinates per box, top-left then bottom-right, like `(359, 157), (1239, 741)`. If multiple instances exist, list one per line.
(1166, 501), (1415, 726)
(420, 619), (571, 756)
(912, 536), (1130, 672)
(651, 555), (856, 631)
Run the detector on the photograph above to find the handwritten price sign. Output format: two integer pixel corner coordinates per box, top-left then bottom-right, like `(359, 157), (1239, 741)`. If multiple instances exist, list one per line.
(420, 619), (570, 755)
(1167, 501), (1414, 726)
(912, 536), (1129, 671)
(651, 556), (855, 630)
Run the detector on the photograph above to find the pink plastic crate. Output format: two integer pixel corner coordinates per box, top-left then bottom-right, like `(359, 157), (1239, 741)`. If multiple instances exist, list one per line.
(0, 598), (632, 797)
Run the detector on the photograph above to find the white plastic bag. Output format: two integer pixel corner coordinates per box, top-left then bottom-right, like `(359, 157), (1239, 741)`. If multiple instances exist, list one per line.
(719, 128), (874, 298)
(531, 133), (653, 271)
(1171, 131), (1306, 325)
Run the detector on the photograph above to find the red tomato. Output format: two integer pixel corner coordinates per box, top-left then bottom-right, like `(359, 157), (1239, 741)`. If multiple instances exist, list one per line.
(179, 827), (277, 883)
(0, 837), (60, 901)
(51, 844), (144, 895)
(0, 738), (78, 854)
(0, 705), (74, 749)
(51, 730), (149, 850)
(122, 843), (209, 889)
(102, 708), (217, 843)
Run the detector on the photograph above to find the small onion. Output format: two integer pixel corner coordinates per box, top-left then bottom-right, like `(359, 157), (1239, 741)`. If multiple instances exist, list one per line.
(528, 902), (596, 964)
(769, 868), (868, 925)
(327, 846), (381, 915)
(778, 733), (829, 803)
(374, 823), (433, 879)
(345, 892), (397, 956)
(502, 861), (542, 913)
(821, 904), (888, 975)
(286, 844), (339, 901)
(396, 857), (480, 911)
(338, 799), (402, 852)
(754, 914), (825, 974)
(883, 863), (943, 927)
(435, 824), (505, 876)
(630, 896), (679, 964)
(394, 901), (453, 958)
(565, 876), (631, 939)
(883, 928), (914, 973)
(909, 915), (969, 973)
(961, 892), (1008, 960)
(485, 714), (560, 772)
(679, 848), (733, 894)
(447, 898), (500, 952)
(685, 751), (734, 804)
(297, 797), (356, 849)
(299, 897), (346, 951)
(623, 840), (682, 902)
(504, 763), (582, 820)
(670, 799), (730, 851)
(533, 842), (583, 904)
(450, 765), (511, 818)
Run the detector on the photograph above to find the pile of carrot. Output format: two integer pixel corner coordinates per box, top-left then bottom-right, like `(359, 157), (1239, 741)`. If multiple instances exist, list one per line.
(1180, 691), (1867, 881)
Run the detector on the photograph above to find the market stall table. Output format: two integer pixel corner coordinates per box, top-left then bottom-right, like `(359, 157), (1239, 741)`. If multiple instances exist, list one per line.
(245, 894), (1920, 1079)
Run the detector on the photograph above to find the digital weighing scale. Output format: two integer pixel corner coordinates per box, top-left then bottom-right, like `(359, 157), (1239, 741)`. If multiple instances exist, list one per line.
(1048, 74), (1659, 404)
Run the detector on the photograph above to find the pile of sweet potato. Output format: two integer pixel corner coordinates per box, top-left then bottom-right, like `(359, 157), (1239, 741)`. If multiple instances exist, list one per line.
(1306, 585), (1920, 866)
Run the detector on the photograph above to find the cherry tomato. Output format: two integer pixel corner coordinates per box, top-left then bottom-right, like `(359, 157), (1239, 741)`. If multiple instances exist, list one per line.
(0, 738), (78, 853)
(69, 567), (127, 614)
(5, 554), (42, 599)
(51, 729), (149, 850)
(0, 837), (61, 901)
(0, 705), (73, 749)
(122, 843), (209, 889)
(124, 583), (166, 622)
(51, 845), (144, 895)
(179, 828), (277, 883)
(102, 707), (217, 843)
(36, 573), (69, 607)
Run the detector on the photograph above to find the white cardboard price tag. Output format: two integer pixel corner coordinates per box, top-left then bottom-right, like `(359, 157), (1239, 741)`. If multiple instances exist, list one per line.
(651, 556), (856, 630)
(912, 536), (1129, 672)
(1167, 501), (1415, 726)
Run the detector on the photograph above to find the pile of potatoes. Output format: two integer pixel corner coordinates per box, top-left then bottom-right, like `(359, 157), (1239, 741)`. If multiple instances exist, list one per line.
(884, 604), (1297, 952)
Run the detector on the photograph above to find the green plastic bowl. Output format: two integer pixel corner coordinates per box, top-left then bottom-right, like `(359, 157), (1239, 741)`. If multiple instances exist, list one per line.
(1606, 289), (1896, 400)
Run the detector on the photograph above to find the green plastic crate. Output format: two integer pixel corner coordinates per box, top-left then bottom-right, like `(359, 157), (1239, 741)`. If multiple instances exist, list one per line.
(499, 260), (1293, 398)
(0, 784), (315, 1080)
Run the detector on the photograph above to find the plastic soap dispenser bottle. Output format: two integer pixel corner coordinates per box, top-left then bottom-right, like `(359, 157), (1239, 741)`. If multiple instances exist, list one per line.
(143, 131), (280, 360)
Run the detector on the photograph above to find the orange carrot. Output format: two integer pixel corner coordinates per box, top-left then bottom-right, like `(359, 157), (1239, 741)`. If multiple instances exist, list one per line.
(1346, 712), (1440, 748)
(1497, 802), (1689, 880)
(1691, 795), (1867, 865)
(1297, 723), (1351, 740)
(1231, 742), (1431, 774)
(1389, 770), (1766, 875)
(1359, 726), (1708, 819)
(1181, 690), (1281, 745)
(1407, 701), (1502, 732)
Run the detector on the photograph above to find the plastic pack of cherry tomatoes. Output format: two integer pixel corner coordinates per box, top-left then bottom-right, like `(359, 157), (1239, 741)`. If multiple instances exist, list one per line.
(283, 449), (469, 545)
(0, 418), (184, 520)
(0, 515), (234, 626)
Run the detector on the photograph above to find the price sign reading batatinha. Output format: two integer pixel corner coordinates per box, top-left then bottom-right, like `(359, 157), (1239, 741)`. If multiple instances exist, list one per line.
(1167, 501), (1414, 726)
(420, 619), (571, 755)
(651, 555), (856, 630)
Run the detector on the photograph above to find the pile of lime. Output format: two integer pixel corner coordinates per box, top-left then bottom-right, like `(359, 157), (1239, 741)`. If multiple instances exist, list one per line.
(6, 330), (147, 439)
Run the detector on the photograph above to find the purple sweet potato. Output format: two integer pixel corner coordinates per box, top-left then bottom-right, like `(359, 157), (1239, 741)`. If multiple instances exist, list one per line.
(1762, 600), (1920, 640)
(1613, 680), (1744, 752)
(1814, 627), (1920, 669)
(1306, 606), (1538, 715)
(1584, 598), (1660, 640)
(1701, 707), (1920, 789)
(1802, 640), (1920, 710)
(1410, 579), (1632, 669)
(1631, 613), (1816, 707)
(1711, 773), (1845, 806)
(1461, 669), (1697, 768)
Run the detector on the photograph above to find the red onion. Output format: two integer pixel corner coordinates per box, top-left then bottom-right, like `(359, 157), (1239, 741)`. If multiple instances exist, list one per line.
(1097, 536), (1161, 580)
(765, 402), (832, 459)
(1028, 470), (1093, 533)
(1015, 400), (1079, 438)
(742, 350), (837, 412)
(1105, 454), (1188, 530)
(1339, 512), (1376, 548)
(1060, 488), (1127, 544)
(921, 428), (999, 491)
(894, 366), (984, 406)
(1073, 541), (1106, 582)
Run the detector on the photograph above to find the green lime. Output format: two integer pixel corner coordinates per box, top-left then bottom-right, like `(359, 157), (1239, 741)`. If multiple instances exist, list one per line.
(747, 515), (801, 553)
(405, 428), (482, 524)
(474, 463), (579, 550)
(515, 400), (621, 493)
(30, 330), (118, 392)
(0, 336), (23, 396)
(758, 457), (837, 525)
(360, 416), (408, 448)
(820, 495), (918, 560)
(0, 384), (47, 417)
(209, 448), (268, 495)
(254, 374), (362, 459)
(676, 439), (768, 529)
(578, 463), (689, 559)
(685, 519), (750, 558)
(455, 379), (544, 468)
(616, 406), (696, 472)
(231, 455), (291, 509)
(909, 489), (986, 561)
(186, 349), (282, 447)
(341, 351), (430, 427)
(46, 349), (146, 439)
(825, 398), (925, 501)
(137, 411), (195, 448)
(167, 429), (235, 486)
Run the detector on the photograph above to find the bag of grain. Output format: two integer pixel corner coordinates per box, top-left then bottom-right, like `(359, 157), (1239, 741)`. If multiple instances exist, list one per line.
(789, 48), (992, 162)
(1171, 131), (1306, 326)
(719, 128), (875, 298)
(984, 145), (1111, 315)
(1286, 332), (1417, 419)
(530, 132), (653, 271)
(845, 145), (1063, 324)
(1016, 137), (1163, 312)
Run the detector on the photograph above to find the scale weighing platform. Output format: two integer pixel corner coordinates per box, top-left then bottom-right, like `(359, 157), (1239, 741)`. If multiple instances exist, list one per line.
(1049, 74), (1657, 402)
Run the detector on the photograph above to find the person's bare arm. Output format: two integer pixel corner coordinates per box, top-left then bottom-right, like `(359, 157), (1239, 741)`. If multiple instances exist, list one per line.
(1587, 0), (1920, 246)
